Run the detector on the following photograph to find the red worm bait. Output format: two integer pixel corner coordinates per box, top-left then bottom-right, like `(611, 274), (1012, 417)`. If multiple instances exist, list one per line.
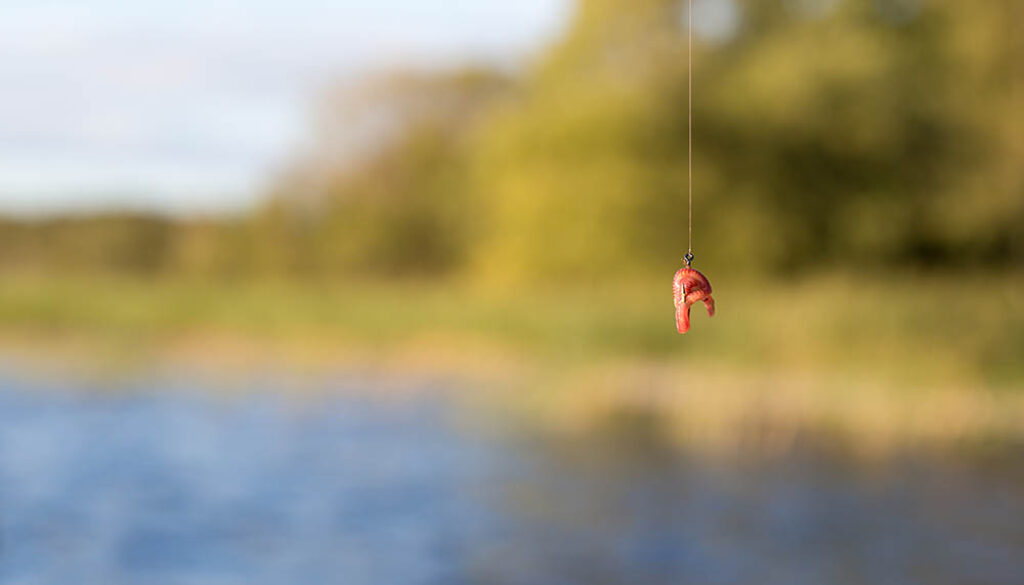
(673, 266), (715, 334)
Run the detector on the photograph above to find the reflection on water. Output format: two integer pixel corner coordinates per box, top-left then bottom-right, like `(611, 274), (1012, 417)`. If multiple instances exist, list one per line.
(0, 372), (1021, 585)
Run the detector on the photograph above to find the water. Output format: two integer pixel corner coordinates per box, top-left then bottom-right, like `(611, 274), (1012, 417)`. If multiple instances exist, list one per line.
(0, 372), (1020, 585)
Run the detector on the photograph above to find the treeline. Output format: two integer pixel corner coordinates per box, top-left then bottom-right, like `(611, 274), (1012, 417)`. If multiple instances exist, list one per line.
(1, 0), (1020, 282)
(0, 214), (208, 277)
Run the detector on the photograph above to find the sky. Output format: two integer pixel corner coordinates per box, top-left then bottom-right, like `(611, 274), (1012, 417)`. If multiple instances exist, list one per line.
(0, 0), (571, 215)
(0, 0), (738, 216)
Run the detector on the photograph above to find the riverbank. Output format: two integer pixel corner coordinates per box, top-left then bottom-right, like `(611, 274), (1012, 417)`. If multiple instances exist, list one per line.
(0, 273), (1020, 455)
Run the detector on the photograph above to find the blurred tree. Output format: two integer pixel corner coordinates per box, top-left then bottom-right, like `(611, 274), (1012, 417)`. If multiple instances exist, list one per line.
(701, 0), (1023, 270)
(469, 0), (1022, 282)
(168, 218), (250, 280)
(469, 0), (695, 284)
(262, 68), (513, 278)
(0, 214), (174, 276)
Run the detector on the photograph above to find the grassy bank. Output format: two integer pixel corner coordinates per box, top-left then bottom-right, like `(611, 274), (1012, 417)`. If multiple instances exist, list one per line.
(0, 273), (1020, 453)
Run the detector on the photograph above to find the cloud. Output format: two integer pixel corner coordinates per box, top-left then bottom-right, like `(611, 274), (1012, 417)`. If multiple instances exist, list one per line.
(0, 0), (569, 214)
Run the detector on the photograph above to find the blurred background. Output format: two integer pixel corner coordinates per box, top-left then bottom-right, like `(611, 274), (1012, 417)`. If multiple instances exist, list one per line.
(0, 0), (1021, 583)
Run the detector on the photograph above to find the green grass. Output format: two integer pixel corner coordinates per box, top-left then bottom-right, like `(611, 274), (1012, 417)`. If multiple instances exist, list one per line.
(0, 272), (1019, 389)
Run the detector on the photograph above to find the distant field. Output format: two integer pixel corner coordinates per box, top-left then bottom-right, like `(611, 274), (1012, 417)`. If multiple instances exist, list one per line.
(0, 273), (1020, 452)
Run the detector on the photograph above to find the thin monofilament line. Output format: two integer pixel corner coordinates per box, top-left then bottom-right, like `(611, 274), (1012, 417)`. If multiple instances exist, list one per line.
(687, 0), (693, 256)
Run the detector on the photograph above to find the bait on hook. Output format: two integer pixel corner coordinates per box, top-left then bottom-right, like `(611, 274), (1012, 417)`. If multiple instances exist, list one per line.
(674, 0), (715, 334)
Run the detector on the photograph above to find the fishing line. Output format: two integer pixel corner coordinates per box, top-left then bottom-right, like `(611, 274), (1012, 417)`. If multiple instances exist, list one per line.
(672, 0), (714, 335)
(687, 0), (693, 263)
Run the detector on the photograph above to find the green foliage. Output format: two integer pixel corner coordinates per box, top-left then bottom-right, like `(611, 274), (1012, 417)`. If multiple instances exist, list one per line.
(252, 68), (513, 278)
(471, 0), (1022, 281)
(0, 214), (175, 276)
(470, 0), (693, 283)
(0, 0), (1019, 283)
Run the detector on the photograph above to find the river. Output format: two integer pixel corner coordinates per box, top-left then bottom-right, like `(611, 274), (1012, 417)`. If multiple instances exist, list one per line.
(0, 371), (1020, 584)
